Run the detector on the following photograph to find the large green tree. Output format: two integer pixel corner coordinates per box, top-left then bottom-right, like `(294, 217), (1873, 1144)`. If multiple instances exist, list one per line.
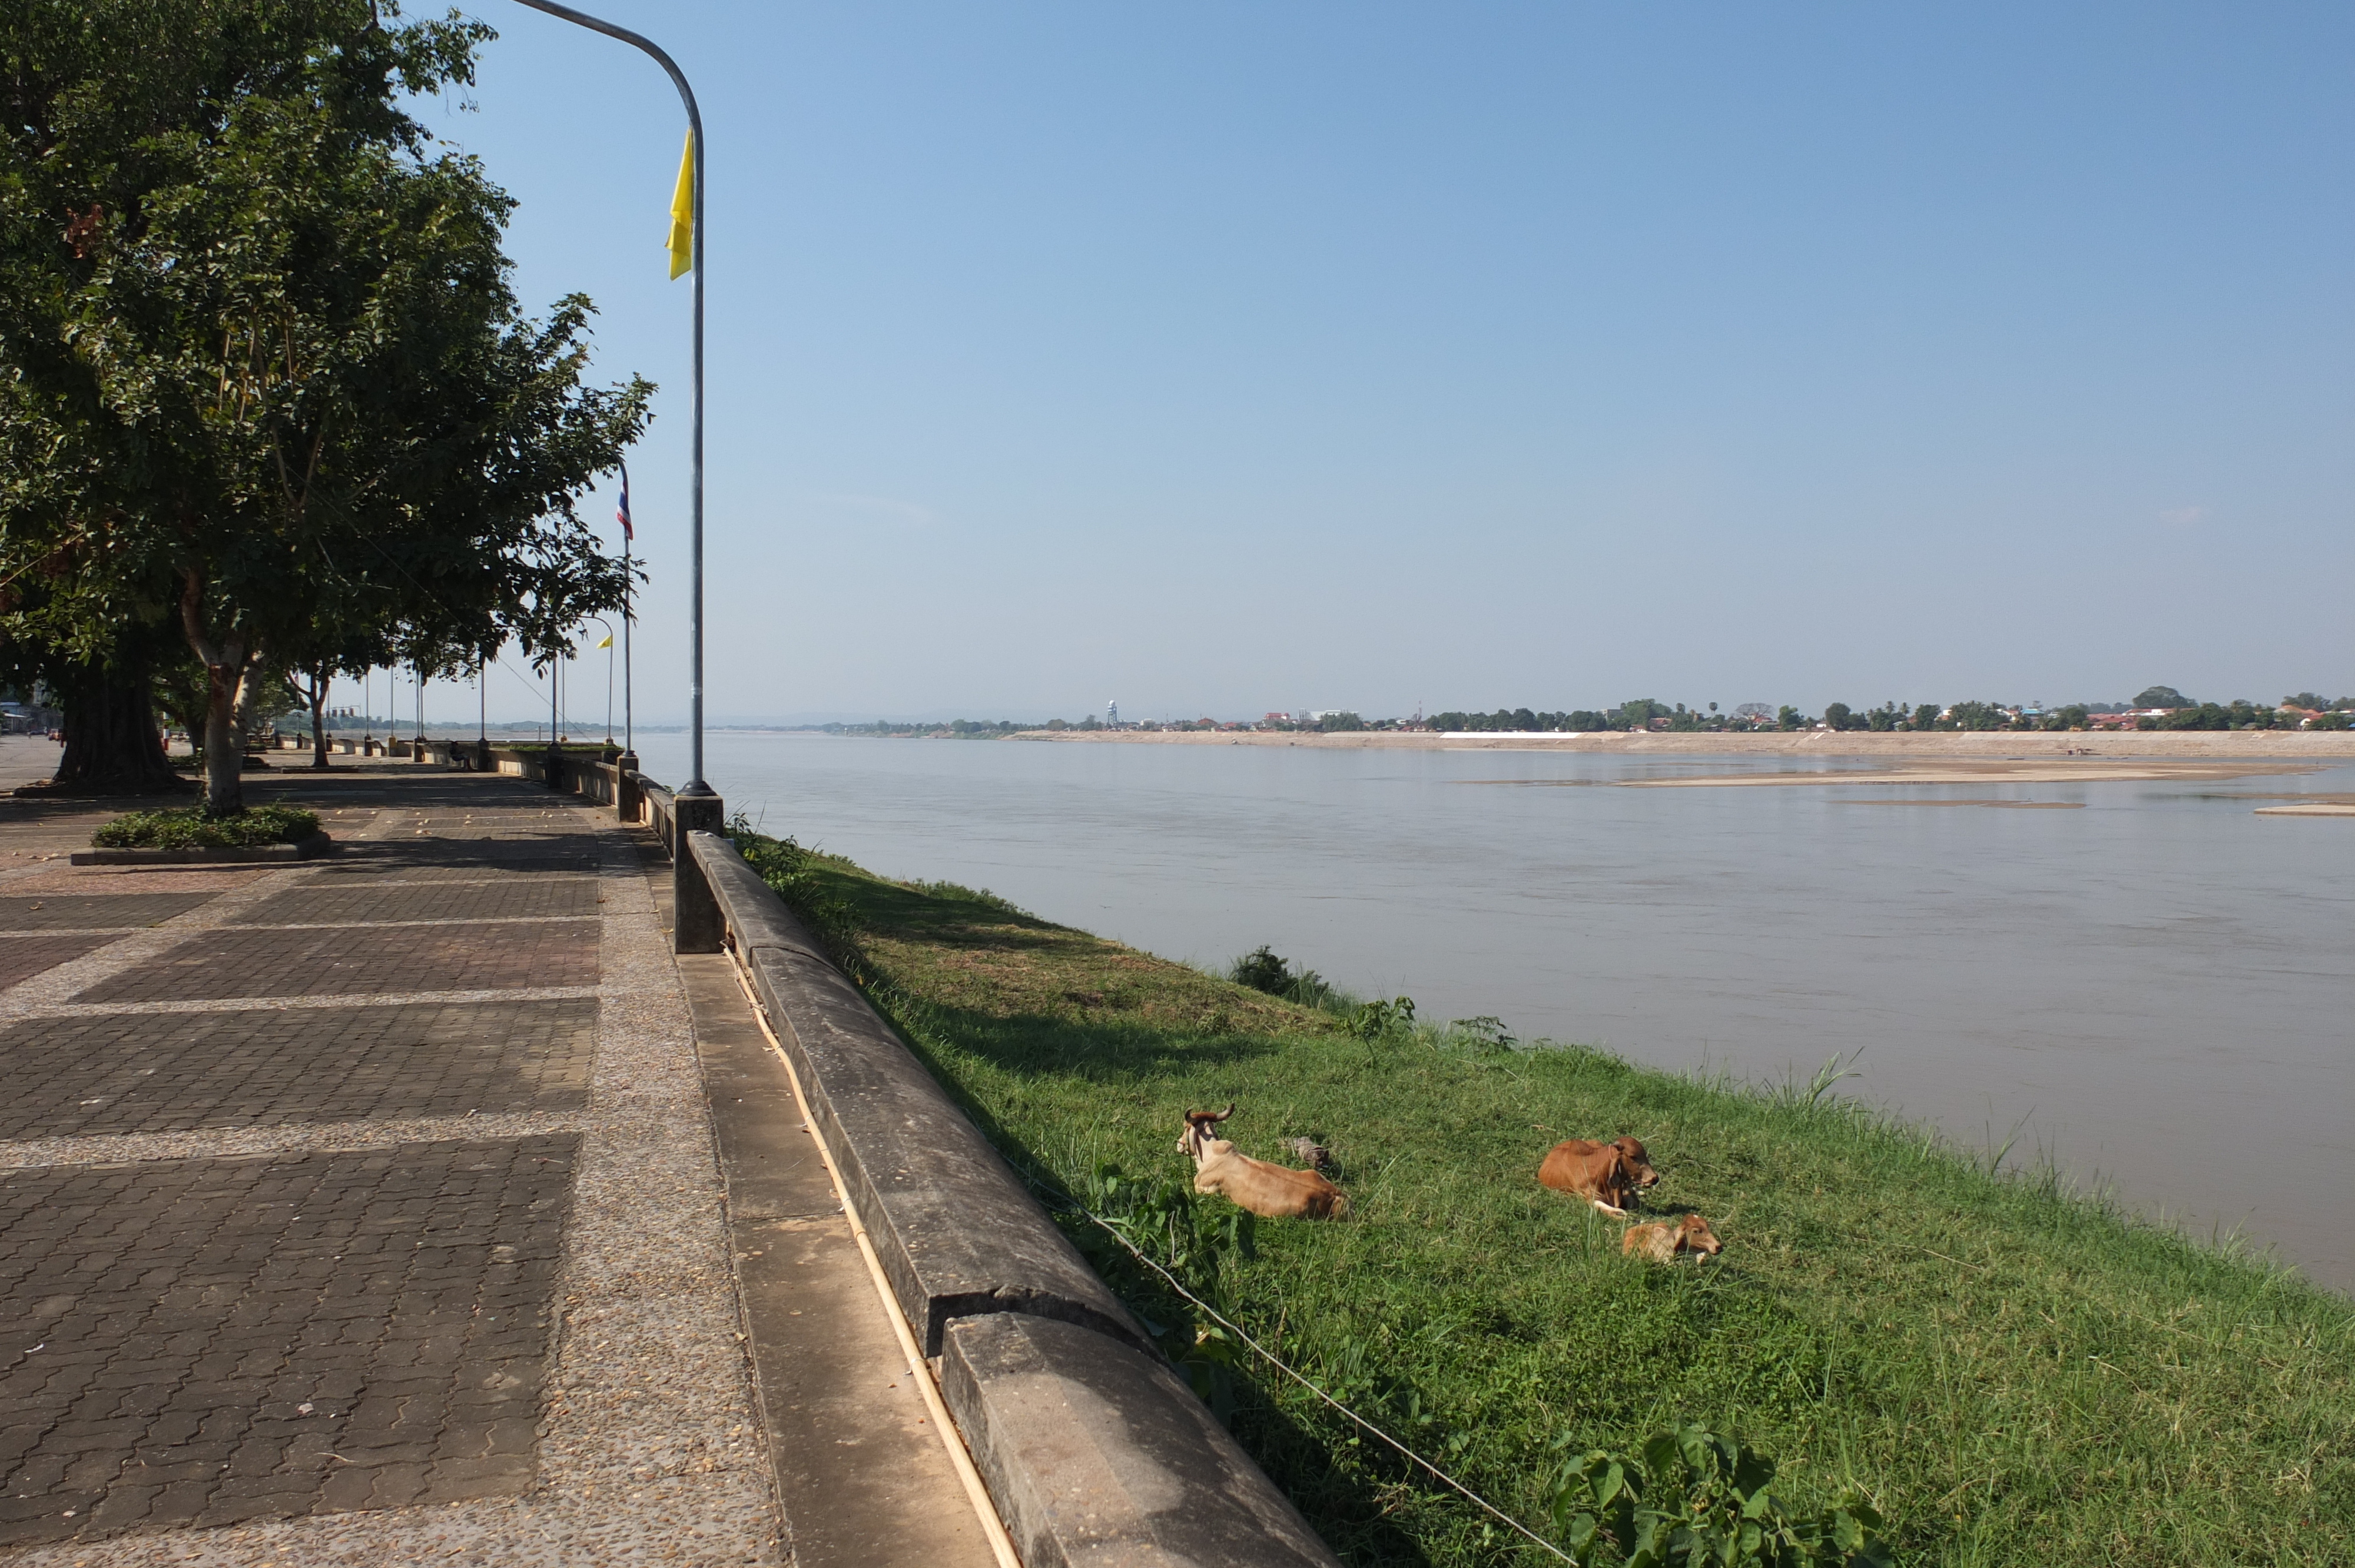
(1, 0), (649, 809)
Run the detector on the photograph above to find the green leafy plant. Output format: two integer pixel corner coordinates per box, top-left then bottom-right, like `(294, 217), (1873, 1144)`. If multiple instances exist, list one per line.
(731, 814), (868, 977)
(91, 803), (319, 849)
(1549, 1423), (1889, 1567)
(1345, 995), (1417, 1042)
(1076, 1162), (1261, 1421)
(1083, 1162), (1256, 1276)
(1450, 1015), (1517, 1049)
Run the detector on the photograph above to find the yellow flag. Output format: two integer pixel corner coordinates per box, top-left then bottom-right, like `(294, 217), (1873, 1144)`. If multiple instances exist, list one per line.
(596, 633), (614, 649)
(666, 131), (695, 278)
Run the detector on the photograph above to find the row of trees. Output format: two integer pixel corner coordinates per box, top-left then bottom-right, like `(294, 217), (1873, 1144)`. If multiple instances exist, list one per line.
(1, 1), (646, 811)
(814, 720), (1028, 739)
(815, 695), (2355, 740)
(1429, 689), (2355, 735)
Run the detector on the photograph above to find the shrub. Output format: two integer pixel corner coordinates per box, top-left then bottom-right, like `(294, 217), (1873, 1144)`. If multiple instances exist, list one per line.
(91, 804), (320, 849)
(1232, 945), (1295, 994)
(1550, 1423), (1890, 1566)
(1230, 945), (1336, 1009)
(1344, 995), (1417, 1041)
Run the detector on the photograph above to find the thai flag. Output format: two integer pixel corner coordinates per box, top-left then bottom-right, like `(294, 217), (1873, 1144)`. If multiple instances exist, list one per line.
(616, 463), (634, 542)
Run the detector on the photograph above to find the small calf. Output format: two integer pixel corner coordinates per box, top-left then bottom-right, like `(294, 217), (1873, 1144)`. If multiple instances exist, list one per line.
(1180, 1106), (1349, 1220)
(1621, 1213), (1722, 1262)
(1279, 1136), (1332, 1172)
(1537, 1135), (1661, 1217)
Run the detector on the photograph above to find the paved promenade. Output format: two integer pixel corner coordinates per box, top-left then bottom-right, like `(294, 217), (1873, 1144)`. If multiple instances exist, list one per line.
(0, 748), (994, 1565)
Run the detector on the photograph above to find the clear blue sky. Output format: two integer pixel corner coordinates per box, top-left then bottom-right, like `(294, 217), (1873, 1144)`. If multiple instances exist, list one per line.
(400, 1), (2351, 725)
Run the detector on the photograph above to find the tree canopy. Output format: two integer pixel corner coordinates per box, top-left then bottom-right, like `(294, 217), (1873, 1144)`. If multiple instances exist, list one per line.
(1, 0), (651, 807)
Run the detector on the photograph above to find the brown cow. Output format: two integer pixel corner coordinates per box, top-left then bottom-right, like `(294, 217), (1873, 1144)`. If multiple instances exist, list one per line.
(1536, 1135), (1661, 1217)
(1621, 1213), (1723, 1262)
(1180, 1106), (1349, 1220)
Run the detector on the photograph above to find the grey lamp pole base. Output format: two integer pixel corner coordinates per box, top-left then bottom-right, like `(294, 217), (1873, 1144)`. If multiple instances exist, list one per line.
(615, 750), (642, 823)
(672, 786), (726, 954)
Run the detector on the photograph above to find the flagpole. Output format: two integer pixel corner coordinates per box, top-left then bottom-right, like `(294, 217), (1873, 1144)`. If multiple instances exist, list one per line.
(619, 460), (635, 758)
(511, 0), (708, 798)
(623, 542), (634, 756)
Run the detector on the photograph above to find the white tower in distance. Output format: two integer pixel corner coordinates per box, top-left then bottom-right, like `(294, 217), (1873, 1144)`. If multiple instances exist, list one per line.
(1106, 699), (1119, 728)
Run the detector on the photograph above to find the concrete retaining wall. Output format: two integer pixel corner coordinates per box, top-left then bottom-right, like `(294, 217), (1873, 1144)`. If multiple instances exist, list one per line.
(685, 830), (1341, 1568)
(480, 747), (632, 808)
(643, 780), (676, 851)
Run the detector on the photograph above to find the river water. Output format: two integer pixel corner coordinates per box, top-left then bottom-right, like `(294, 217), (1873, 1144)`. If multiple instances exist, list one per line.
(635, 731), (2354, 1293)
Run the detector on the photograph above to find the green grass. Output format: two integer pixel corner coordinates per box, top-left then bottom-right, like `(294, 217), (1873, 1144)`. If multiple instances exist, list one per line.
(738, 832), (2354, 1567)
(91, 803), (320, 849)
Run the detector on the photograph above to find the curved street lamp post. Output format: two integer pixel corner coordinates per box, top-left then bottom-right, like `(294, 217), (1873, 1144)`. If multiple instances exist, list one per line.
(511, 0), (724, 952)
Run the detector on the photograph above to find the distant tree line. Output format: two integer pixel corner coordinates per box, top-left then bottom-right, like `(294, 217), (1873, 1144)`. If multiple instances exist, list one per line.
(813, 719), (1029, 738)
(1427, 687), (2355, 735)
(807, 685), (2355, 739)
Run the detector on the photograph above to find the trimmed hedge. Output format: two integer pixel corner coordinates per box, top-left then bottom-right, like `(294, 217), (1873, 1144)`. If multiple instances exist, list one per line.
(92, 804), (321, 849)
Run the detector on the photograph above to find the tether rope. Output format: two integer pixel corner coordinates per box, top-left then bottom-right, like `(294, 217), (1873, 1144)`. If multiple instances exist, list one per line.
(1054, 1194), (1579, 1565)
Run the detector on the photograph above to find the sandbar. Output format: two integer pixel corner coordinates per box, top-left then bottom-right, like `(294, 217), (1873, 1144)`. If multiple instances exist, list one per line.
(1832, 799), (2085, 809)
(1618, 760), (2320, 788)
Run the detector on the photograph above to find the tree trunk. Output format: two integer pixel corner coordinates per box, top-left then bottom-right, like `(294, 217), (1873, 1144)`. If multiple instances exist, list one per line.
(179, 568), (253, 815)
(200, 652), (248, 814)
(50, 663), (184, 795)
(232, 667), (270, 755)
(304, 666), (331, 769)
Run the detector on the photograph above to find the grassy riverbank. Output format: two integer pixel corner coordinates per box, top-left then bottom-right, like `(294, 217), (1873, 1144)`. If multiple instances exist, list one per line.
(738, 830), (2353, 1567)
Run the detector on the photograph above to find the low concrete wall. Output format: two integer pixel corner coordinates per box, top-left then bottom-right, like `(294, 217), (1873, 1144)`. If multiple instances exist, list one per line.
(483, 747), (627, 802)
(644, 780), (677, 853)
(942, 1314), (1338, 1568)
(274, 733), (475, 763)
(686, 829), (1339, 1568)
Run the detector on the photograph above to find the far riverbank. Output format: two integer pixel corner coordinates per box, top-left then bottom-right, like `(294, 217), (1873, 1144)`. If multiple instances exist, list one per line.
(1012, 726), (2355, 760)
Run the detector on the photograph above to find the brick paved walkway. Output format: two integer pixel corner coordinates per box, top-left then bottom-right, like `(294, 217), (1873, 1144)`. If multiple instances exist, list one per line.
(0, 1136), (576, 1544)
(75, 919), (602, 1003)
(0, 999), (596, 1138)
(0, 936), (118, 991)
(0, 768), (782, 1563)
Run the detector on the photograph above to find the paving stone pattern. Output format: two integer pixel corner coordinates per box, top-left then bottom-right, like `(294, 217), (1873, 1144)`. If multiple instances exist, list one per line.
(0, 895), (220, 934)
(72, 920), (598, 1003)
(2, 870), (268, 898)
(0, 934), (124, 990)
(0, 1135), (578, 1548)
(310, 841), (601, 879)
(0, 999), (598, 1138)
(235, 879), (599, 928)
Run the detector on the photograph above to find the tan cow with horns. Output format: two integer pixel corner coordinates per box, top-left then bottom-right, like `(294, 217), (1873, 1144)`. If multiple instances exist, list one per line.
(1179, 1105), (1349, 1220)
(1537, 1135), (1660, 1218)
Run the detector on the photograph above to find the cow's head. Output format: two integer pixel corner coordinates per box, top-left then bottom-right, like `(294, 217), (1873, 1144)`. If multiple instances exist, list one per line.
(1179, 1104), (1236, 1162)
(1676, 1214), (1723, 1256)
(1613, 1137), (1661, 1189)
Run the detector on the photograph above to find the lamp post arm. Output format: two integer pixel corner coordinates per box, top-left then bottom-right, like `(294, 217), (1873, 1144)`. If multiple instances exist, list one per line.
(510, 0), (708, 796)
